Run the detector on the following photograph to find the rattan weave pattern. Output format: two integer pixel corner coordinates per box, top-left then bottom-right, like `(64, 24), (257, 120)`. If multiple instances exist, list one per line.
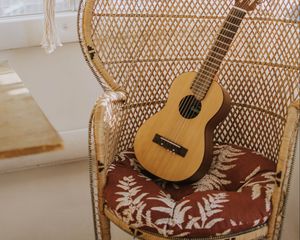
(79, 0), (299, 163)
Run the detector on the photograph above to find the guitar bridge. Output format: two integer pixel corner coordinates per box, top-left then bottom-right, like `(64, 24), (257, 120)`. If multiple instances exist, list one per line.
(153, 134), (188, 157)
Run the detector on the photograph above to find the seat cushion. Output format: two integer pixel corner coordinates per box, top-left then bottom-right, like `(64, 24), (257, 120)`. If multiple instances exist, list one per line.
(104, 144), (276, 238)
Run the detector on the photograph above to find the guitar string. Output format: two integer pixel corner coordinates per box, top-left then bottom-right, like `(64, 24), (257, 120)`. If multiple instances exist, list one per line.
(191, 10), (246, 93)
(173, 0), (251, 143)
(175, 11), (238, 129)
(172, 6), (247, 145)
(191, 22), (242, 91)
(177, 5), (248, 116)
(171, 8), (244, 151)
(176, 8), (245, 125)
(186, 1), (251, 102)
(180, 7), (246, 128)
(190, 0), (252, 95)
(191, 15), (244, 93)
(166, 2), (250, 145)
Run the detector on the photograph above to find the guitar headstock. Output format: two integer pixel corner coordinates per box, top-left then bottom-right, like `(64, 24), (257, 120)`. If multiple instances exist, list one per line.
(234, 0), (262, 11)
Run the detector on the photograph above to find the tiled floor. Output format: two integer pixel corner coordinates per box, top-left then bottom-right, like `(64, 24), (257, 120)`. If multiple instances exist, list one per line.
(0, 161), (94, 240)
(0, 160), (298, 240)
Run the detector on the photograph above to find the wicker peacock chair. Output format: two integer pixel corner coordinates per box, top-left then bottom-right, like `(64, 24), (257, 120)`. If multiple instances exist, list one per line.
(78, 0), (299, 239)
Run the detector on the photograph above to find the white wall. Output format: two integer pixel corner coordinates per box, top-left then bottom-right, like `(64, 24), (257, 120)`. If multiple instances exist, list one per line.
(0, 42), (102, 172)
(0, 42), (100, 131)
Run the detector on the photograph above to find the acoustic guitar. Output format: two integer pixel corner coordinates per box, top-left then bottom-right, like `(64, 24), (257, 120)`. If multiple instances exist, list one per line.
(134, 0), (260, 182)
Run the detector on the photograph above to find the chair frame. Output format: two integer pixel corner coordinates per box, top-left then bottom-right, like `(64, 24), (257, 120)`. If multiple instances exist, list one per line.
(78, 0), (300, 239)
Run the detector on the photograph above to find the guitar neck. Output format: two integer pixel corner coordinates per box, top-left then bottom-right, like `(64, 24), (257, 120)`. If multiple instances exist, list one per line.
(191, 6), (247, 99)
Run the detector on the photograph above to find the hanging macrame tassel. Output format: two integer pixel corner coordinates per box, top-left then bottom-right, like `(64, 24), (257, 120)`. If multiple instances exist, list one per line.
(41, 0), (63, 53)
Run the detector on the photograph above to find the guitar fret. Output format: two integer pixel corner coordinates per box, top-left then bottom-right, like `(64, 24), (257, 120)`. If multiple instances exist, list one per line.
(210, 49), (225, 58)
(223, 22), (239, 32)
(232, 6), (248, 14)
(219, 32), (235, 40)
(202, 63), (219, 72)
(192, 81), (211, 90)
(193, 76), (211, 85)
(194, 81), (211, 90)
(192, 81), (211, 93)
(195, 75), (213, 86)
(232, 14), (243, 22)
(198, 68), (215, 78)
(196, 77), (213, 86)
(207, 55), (223, 63)
(193, 87), (211, 98)
(224, 21), (240, 29)
(227, 15), (241, 25)
(212, 45), (228, 54)
(204, 59), (220, 68)
(199, 73), (216, 84)
(215, 39), (231, 47)
(193, 74), (219, 95)
(215, 40), (231, 51)
(220, 28), (236, 38)
(192, 83), (210, 92)
(192, 6), (247, 97)
(221, 27), (236, 35)
(229, 15), (244, 23)
(218, 33), (233, 41)
(192, 81), (211, 92)
(232, 7), (247, 17)
(192, 89), (207, 98)
(216, 37), (232, 47)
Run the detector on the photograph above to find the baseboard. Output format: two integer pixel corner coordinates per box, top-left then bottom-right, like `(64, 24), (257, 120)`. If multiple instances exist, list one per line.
(0, 128), (89, 174)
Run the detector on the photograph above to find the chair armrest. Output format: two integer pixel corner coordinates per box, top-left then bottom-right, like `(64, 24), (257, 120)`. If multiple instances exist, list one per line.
(277, 100), (299, 172)
(268, 100), (299, 239)
(91, 90), (126, 169)
(88, 90), (126, 215)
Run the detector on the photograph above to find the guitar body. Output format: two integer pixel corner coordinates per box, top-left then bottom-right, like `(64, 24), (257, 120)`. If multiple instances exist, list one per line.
(134, 72), (231, 182)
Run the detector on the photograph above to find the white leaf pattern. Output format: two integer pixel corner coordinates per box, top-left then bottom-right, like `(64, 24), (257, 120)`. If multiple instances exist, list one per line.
(230, 219), (237, 226)
(186, 215), (201, 229)
(205, 218), (224, 229)
(149, 192), (191, 230)
(186, 193), (229, 230)
(238, 171), (275, 212)
(216, 228), (231, 236)
(115, 175), (150, 226)
(251, 184), (262, 200)
(262, 172), (276, 212)
(253, 219), (260, 227)
(192, 145), (243, 192)
(107, 163), (116, 172)
(242, 166), (261, 183)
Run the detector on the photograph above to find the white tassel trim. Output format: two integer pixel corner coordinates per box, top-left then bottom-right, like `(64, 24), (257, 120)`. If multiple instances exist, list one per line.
(41, 0), (63, 53)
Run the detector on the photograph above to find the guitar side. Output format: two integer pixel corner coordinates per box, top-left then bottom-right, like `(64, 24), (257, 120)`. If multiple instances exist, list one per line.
(134, 72), (230, 182)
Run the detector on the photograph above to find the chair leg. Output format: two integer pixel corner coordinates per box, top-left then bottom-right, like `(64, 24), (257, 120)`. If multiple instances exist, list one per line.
(99, 210), (111, 240)
(98, 184), (111, 239)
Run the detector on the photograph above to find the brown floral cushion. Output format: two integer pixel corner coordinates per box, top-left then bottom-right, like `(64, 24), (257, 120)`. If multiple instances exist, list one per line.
(104, 144), (276, 238)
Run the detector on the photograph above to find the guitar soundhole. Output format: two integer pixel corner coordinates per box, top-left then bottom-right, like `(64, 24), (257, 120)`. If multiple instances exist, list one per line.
(179, 95), (201, 119)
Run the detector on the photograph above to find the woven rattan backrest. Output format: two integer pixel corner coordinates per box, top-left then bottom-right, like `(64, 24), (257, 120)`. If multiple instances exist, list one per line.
(79, 0), (299, 162)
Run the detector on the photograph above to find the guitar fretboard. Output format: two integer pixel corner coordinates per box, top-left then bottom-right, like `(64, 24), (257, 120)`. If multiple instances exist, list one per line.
(191, 7), (247, 99)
